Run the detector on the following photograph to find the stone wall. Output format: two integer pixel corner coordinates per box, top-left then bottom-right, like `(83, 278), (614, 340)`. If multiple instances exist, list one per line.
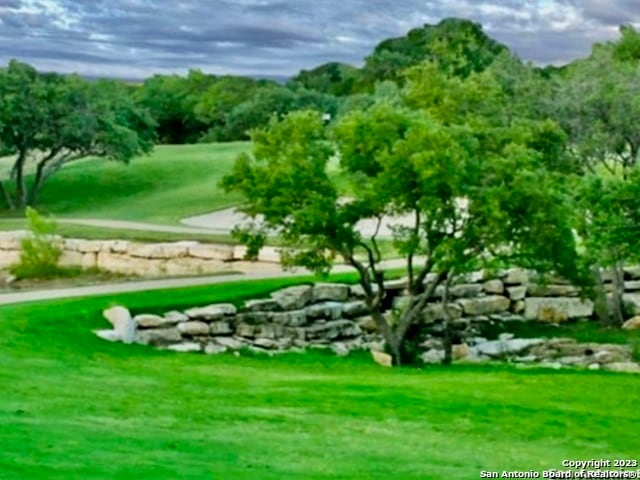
(0, 230), (281, 277)
(99, 269), (640, 372)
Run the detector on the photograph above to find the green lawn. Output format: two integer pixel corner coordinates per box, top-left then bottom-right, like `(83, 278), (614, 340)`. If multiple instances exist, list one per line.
(0, 142), (249, 225)
(2, 276), (640, 479)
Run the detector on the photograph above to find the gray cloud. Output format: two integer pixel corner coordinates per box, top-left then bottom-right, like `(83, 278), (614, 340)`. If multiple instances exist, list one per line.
(0, 0), (637, 79)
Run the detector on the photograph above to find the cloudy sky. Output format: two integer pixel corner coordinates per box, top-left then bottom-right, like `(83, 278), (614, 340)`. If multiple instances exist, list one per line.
(0, 0), (637, 80)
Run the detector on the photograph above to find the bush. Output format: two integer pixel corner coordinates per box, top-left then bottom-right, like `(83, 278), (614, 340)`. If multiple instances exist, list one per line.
(10, 207), (63, 279)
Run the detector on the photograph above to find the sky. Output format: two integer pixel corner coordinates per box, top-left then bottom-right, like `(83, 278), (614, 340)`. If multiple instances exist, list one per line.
(0, 0), (637, 80)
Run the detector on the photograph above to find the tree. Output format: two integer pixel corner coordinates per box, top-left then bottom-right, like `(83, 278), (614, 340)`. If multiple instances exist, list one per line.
(573, 171), (640, 327)
(553, 41), (640, 177)
(135, 69), (214, 144)
(289, 62), (359, 97)
(0, 60), (156, 208)
(358, 18), (508, 90)
(222, 67), (580, 365)
(194, 75), (276, 141)
(215, 85), (337, 141)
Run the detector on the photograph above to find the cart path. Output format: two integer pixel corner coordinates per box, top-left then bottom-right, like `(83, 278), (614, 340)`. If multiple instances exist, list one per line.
(0, 259), (409, 306)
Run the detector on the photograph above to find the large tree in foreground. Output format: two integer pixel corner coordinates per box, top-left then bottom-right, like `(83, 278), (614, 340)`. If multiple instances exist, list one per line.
(222, 65), (582, 365)
(0, 60), (156, 208)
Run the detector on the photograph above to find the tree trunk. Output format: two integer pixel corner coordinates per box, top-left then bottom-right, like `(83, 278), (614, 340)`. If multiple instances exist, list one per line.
(610, 262), (625, 327)
(14, 150), (28, 209)
(371, 310), (402, 366)
(591, 266), (610, 325)
(441, 274), (455, 366)
(0, 181), (15, 210)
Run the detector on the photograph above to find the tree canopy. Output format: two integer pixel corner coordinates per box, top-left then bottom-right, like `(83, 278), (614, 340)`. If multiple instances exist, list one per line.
(0, 60), (156, 208)
(222, 61), (581, 364)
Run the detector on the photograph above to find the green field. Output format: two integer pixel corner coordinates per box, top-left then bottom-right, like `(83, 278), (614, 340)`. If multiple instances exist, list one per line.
(0, 143), (249, 225)
(2, 276), (639, 479)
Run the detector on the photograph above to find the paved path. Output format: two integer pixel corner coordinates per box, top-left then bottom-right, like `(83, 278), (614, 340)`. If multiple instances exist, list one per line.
(55, 218), (223, 235)
(0, 259), (410, 306)
(0, 269), (328, 306)
(181, 207), (415, 238)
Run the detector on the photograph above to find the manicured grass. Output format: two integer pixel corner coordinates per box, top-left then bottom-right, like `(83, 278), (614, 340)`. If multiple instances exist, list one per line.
(2, 276), (640, 479)
(0, 143), (250, 225)
(0, 218), (239, 244)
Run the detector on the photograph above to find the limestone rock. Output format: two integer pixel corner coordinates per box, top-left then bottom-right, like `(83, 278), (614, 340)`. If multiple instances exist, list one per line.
(371, 350), (393, 367)
(164, 311), (189, 324)
(236, 323), (256, 338)
(95, 330), (121, 342)
(167, 342), (202, 353)
(213, 337), (245, 349)
(624, 281), (640, 291)
(188, 244), (234, 261)
(331, 342), (350, 357)
(78, 240), (104, 253)
(184, 303), (236, 321)
(306, 301), (343, 320)
(452, 343), (470, 360)
(129, 243), (191, 259)
(271, 285), (313, 310)
(244, 299), (281, 312)
(253, 338), (278, 349)
(210, 321), (234, 335)
(256, 323), (285, 339)
(342, 301), (370, 318)
(421, 303), (463, 323)
(355, 315), (377, 333)
(306, 320), (361, 340)
(177, 321), (210, 336)
(450, 283), (484, 298)
(622, 316), (640, 330)
(312, 283), (350, 302)
(483, 279), (504, 295)
(603, 362), (640, 373)
(503, 268), (529, 285)
(134, 314), (175, 329)
(270, 310), (307, 327)
(624, 266), (640, 279)
(457, 296), (510, 316)
(474, 338), (543, 358)
(507, 286), (527, 301)
(103, 306), (136, 344)
(350, 283), (380, 299)
(524, 298), (594, 322)
(383, 278), (408, 291)
(527, 284), (579, 297)
(136, 328), (182, 346)
(58, 250), (84, 268)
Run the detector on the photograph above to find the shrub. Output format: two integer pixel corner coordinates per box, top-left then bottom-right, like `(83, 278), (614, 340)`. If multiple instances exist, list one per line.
(10, 207), (63, 279)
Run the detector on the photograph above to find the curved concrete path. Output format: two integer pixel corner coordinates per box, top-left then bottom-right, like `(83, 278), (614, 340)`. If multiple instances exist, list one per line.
(181, 207), (416, 238)
(0, 218), (221, 235)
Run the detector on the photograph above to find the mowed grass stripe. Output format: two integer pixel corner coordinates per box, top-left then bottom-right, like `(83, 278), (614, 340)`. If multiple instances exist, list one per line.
(7, 142), (250, 225)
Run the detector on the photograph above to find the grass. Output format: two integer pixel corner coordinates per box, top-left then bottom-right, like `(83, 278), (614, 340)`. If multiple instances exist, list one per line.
(0, 218), (239, 244)
(2, 276), (640, 479)
(0, 143), (250, 225)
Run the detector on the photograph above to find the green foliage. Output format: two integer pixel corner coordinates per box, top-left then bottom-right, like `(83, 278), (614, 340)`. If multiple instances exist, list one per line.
(10, 207), (62, 279)
(358, 18), (508, 90)
(553, 40), (640, 176)
(223, 64), (580, 364)
(289, 62), (360, 96)
(0, 60), (156, 208)
(135, 69), (215, 144)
